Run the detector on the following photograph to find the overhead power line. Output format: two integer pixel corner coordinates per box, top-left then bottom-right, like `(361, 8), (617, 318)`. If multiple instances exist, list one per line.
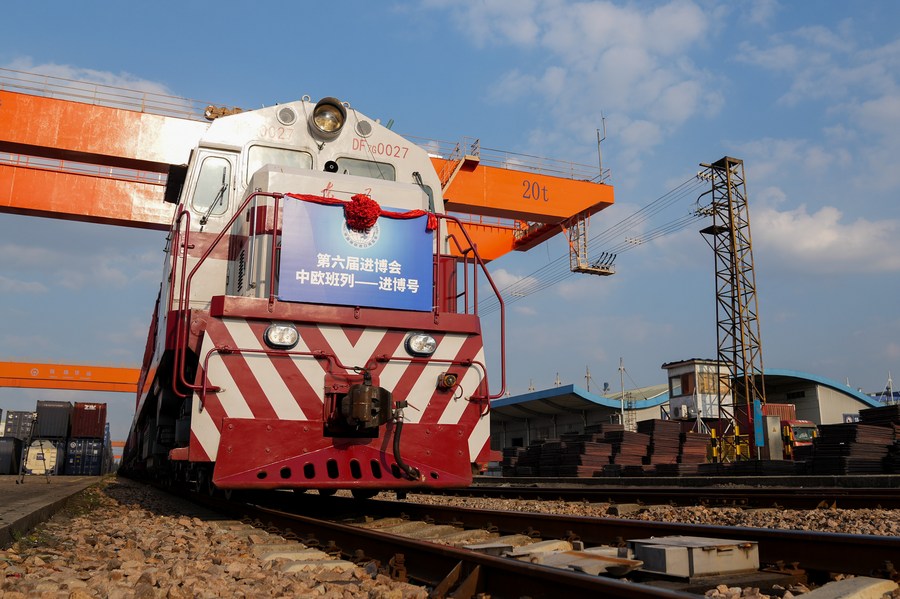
(478, 174), (708, 315)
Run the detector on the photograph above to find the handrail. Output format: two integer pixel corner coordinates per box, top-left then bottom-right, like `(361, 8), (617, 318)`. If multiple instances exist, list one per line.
(170, 208), (192, 398)
(437, 213), (507, 400)
(0, 67), (214, 121)
(172, 191), (283, 395)
(169, 192), (506, 400)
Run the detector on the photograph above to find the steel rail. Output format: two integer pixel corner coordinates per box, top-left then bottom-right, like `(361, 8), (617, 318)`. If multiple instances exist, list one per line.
(425, 484), (900, 509)
(295, 496), (897, 578)
(209, 497), (695, 598)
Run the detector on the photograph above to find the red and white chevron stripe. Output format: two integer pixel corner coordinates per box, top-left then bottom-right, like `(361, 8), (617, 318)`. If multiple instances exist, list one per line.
(188, 316), (489, 466)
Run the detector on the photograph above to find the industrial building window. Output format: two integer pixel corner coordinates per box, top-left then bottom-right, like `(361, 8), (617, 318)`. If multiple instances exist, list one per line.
(786, 390), (806, 400)
(682, 373), (695, 395)
(669, 375), (682, 397)
(697, 372), (718, 394)
(511, 437), (524, 447)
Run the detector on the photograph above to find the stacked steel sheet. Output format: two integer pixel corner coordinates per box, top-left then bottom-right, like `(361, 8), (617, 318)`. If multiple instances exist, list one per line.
(503, 441), (545, 476)
(809, 423), (894, 475)
(637, 419), (682, 465)
(555, 440), (614, 477)
(501, 447), (527, 476)
(731, 459), (799, 476)
(697, 462), (732, 476)
(584, 423), (625, 436)
(858, 404), (900, 473)
(604, 431), (650, 466)
(678, 432), (711, 463)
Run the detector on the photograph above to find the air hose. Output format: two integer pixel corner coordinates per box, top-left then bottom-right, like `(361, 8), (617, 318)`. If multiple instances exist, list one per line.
(392, 401), (421, 481)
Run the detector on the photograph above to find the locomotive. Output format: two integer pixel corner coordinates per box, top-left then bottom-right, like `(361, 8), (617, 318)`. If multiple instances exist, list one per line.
(120, 96), (504, 495)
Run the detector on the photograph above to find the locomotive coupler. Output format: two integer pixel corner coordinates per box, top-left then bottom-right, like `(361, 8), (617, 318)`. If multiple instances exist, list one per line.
(341, 382), (391, 429)
(324, 367), (392, 436)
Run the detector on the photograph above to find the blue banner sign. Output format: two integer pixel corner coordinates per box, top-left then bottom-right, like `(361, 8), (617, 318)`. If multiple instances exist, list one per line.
(278, 199), (433, 311)
(753, 399), (764, 446)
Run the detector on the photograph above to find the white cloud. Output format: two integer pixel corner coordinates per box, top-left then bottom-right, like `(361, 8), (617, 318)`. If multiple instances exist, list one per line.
(855, 94), (900, 131)
(754, 205), (900, 274)
(5, 57), (174, 96)
(430, 1), (717, 172)
(0, 275), (48, 294)
(437, 0), (541, 47)
(734, 137), (848, 182)
(742, 0), (780, 26)
(512, 305), (538, 316)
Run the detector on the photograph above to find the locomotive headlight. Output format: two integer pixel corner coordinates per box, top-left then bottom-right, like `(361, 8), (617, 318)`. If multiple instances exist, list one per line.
(309, 97), (346, 140)
(264, 323), (299, 350)
(405, 332), (437, 357)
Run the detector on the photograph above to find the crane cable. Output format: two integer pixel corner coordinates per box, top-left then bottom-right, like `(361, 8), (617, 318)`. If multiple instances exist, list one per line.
(478, 174), (709, 315)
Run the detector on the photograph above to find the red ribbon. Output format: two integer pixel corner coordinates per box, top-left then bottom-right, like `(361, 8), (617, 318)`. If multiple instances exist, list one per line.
(285, 192), (437, 232)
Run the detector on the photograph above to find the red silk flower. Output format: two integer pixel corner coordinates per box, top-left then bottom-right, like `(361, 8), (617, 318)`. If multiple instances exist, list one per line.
(344, 194), (381, 231)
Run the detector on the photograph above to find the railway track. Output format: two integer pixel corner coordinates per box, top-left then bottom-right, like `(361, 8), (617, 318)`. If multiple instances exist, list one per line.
(182, 489), (900, 598)
(423, 482), (900, 509)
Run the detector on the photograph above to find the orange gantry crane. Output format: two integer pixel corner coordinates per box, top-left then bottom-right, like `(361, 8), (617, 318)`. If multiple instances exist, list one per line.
(0, 67), (614, 393)
(0, 362), (138, 393)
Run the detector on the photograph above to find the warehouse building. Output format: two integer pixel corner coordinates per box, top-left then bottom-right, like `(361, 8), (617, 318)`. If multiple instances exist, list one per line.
(490, 360), (881, 450)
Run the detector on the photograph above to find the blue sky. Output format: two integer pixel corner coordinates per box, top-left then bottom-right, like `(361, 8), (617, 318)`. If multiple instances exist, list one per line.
(2, 1), (899, 442)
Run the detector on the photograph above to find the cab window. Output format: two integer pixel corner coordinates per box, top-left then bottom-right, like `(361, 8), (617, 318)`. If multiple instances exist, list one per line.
(191, 156), (231, 217)
(335, 157), (395, 181)
(247, 146), (312, 182)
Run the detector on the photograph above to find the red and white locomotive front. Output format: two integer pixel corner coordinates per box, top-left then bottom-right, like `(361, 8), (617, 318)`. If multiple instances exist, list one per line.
(128, 97), (502, 492)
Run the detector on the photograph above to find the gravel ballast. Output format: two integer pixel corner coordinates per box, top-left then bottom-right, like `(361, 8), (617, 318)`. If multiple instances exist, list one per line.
(0, 478), (427, 599)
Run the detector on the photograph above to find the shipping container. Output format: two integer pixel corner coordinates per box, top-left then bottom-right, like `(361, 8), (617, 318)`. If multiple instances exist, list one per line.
(762, 403), (797, 422)
(3, 411), (36, 440)
(71, 402), (107, 438)
(64, 438), (105, 476)
(35, 401), (72, 438)
(24, 439), (66, 475)
(0, 437), (23, 475)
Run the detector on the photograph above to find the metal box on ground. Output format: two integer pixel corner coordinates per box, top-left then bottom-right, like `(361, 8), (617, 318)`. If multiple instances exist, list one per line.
(3, 411), (36, 440)
(24, 439), (66, 475)
(35, 401), (73, 438)
(629, 536), (759, 578)
(71, 403), (107, 438)
(64, 438), (105, 475)
(0, 437), (23, 474)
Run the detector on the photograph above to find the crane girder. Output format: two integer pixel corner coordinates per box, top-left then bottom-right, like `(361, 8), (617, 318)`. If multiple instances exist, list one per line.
(1, 89), (615, 258)
(0, 361), (140, 393)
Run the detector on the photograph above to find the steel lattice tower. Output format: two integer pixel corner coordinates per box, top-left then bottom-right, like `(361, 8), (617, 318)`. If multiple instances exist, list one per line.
(699, 157), (766, 456)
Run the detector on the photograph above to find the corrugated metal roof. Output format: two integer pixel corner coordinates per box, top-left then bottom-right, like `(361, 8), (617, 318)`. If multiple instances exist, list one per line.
(490, 383), (669, 422)
(490, 368), (880, 422)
